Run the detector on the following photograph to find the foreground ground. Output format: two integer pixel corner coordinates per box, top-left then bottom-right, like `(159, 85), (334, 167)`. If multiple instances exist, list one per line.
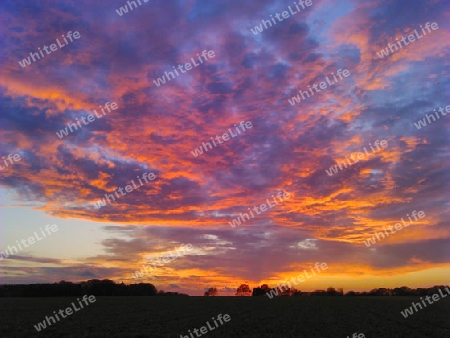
(1, 296), (449, 337)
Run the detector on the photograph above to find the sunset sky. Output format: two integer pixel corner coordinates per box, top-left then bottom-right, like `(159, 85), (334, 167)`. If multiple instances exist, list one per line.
(0, 0), (449, 296)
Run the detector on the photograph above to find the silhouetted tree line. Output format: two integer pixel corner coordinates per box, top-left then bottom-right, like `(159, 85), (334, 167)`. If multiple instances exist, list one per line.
(0, 280), (188, 297)
(344, 286), (449, 297)
(251, 285), (449, 297)
(206, 284), (450, 297)
(2, 280), (445, 297)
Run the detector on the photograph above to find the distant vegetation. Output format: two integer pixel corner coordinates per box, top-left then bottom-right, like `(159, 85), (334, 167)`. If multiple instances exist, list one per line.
(220, 283), (449, 297)
(1, 280), (446, 298)
(0, 279), (187, 297)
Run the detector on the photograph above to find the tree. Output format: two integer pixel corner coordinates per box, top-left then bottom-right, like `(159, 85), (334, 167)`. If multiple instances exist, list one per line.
(81, 279), (116, 296)
(235, 284), (252, 296)
(280, 287), (292, 296)
(252, 284), (271, 296)
(326, 287), (339, 296)
(392, 286), (413, 296)
(369, 288), (390, 296)
(204, 287), (218, 296)
(292, 288), (302, 296)
(260, 284), (270, 292)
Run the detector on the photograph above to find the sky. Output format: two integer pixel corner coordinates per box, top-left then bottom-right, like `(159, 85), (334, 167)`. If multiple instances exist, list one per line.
(0, 0), (449, 296)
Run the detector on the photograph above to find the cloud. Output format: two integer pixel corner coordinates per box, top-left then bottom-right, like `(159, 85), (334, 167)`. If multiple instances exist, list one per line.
(0, 0), (448, 292)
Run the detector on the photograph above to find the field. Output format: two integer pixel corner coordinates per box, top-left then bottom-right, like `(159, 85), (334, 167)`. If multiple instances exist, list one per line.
(1, 296), (449, 337)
